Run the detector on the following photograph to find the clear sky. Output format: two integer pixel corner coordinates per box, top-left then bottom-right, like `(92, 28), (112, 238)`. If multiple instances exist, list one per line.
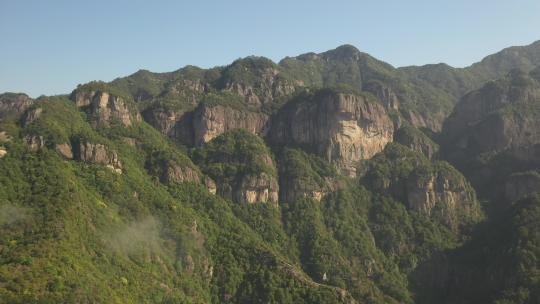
(1, 0), (540, 97)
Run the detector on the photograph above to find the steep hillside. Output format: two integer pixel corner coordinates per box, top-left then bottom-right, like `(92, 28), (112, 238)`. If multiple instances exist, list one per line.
(441, 67), (540, 204)
(3, 40), (540, 304)
(0, 90), (472, 303)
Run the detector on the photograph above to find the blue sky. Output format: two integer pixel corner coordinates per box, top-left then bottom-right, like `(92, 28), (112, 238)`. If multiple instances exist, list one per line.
(1, 0), (540, 97)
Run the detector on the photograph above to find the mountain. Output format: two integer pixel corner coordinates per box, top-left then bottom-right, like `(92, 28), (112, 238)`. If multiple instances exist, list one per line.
(441, 67), (540, 205)
(2, 40), (540, 303)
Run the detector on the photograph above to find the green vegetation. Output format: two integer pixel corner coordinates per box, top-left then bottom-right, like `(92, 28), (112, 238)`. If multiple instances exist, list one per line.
(362, 143), (482, 233)
(219, 56), (279, 88)
(192, 129), (277, 182)
(23, 96), (98, 145)
(0, 96), (475, 303)
(419, 194), (540, 304)
(4, 41), (540, 304)
(74, 81), (133, 101)
(278, 147), (338, 189)
(198, 91), (248, 111)
(0, 98), (358, 303)
(394, 123), (439, 158)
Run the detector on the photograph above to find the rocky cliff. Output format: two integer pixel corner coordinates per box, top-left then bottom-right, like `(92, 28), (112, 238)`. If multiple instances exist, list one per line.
(405, 164), (480, 231)
(270, 89), (394, 176)
(70, 89), (141, 127)
(145, 150), (217, 194)
(362, 80), (400, 111)
(74, 140), (123, 173)
(192, 103), (269, 145)
(0, 93), (34, 120)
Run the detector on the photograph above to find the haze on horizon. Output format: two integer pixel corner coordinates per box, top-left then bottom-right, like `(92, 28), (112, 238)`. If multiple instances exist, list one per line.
(1, 0), (540, 97)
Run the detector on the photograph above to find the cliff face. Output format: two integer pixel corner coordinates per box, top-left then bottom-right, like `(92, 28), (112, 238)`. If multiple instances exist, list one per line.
(213, 162), (279, 205)
(74, 141), (123, 173)
(139, 69), (290, 146)
(227, 172), (279, 204)
(192, 104), (269, 145)
(144, 150), (217, 194)
(21, 107), (43, 126)
(0, 93), (34, 120)
(141, 107), (186, 138)
(362, 81), (400, 111)
(270, 90), (394, 176)
(405, 166), (480, 231)
(70, 90), (141, 127)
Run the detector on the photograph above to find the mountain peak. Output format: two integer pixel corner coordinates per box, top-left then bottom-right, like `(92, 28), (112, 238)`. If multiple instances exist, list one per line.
(323, 44), (361, 60)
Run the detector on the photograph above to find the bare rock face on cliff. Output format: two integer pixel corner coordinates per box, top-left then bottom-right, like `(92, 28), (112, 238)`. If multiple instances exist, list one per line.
(70, 87), (141, 127)
(269, 88), (394, 176)
(192, 129), (278, 204)
(178, 58), (299, 145)
(0, 93), (34, 121)
(363, 80), (400, 111)
(74, 140), (122, 173)
(362, 143), (482, 233)
(191, 103), (269, 145)
(145, 149), (217, 194)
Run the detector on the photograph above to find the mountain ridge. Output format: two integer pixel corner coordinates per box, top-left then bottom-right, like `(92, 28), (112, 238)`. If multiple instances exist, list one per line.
(2, 39), (540, 304)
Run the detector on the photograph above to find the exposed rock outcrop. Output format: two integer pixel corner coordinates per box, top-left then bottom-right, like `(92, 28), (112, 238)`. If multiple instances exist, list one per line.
(22, 107), (43, 126)
(0, 93), (34, 120)
(142, 106), (192, 140)
(192, 104), (269, 145)
(270, 89), (394, 176)
(228, 172), (279, 204)
(75, 141), (122, 173)
(146, 150), (217, 194)
(363, 80), (400, 110)
(157, 159), (200, 184)
(24, 135), (45, 151)
(55, 143), (73, 159)
(406, 168), (479, 231)
(70, 90), (141, 127)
